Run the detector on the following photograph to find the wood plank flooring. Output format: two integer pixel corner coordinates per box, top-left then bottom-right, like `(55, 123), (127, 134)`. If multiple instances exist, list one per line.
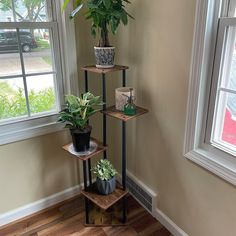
(0, 195), (172, 236)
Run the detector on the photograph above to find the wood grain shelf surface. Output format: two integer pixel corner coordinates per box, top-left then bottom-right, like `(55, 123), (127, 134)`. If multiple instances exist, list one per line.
(81, 65), (129, 74)
(62, 137), (107, 161)
(82, 182), (128, 210)
(101, 106), (149, 122)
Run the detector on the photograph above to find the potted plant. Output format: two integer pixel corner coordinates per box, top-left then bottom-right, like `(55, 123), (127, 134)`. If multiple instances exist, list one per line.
(63, 0), (133, 68)
(58, 92), (103, 152)
(91, 159), (118, 195)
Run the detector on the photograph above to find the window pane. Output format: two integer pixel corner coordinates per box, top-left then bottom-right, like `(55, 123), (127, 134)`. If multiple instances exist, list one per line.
(0, 0), (49, 22)
(213, 91), (236, 150)
(0, 78), (27, 120)
(27, 74), (57, 115)
(0, 29), (22, 77)
(219, 26), (236, 90)
(0, 3), (14, 22)
(20, 29), (54, 74)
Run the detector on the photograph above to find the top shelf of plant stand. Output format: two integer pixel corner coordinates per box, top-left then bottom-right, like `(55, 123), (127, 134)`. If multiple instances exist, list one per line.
(81, 65), (129, 74)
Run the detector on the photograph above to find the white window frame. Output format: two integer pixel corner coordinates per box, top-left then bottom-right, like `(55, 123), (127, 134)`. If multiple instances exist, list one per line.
(0, 0), (78, 145)
(184, 0), (236, 185)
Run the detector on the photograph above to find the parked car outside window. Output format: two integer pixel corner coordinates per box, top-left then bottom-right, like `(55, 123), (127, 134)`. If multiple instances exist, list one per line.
(0, 31), (37, 53)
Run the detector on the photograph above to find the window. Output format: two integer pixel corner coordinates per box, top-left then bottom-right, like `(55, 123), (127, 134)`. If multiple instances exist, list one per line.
(184, 0), (236, 185)
(207, 1), (236, 156)
(0, 0), (77, 144)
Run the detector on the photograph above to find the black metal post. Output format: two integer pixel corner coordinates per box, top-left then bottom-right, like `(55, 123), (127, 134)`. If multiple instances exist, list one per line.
(83, 160), (88, 191)
(122, 70), (126, 87)
(85, 71), (88, 92)
(122, 69), (127, 223)
(83, 160), (89, 224)
(122, 121), (126, 190)
(84, 71), (92, 185)
(88, 159), (92, 186)
(102, 73), (107, 159)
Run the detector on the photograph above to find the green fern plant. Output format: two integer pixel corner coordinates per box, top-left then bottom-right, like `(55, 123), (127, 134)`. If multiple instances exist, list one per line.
(58, 92), (104, 130)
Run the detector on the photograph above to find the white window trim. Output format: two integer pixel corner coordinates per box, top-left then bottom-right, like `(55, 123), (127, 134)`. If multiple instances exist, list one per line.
(0, 0), (78, 145)
(184, 0), (236, 185)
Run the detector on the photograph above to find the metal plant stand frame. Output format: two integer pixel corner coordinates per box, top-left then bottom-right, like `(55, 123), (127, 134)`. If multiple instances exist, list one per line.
(83, 66), (128, 225)
(62, 65), (148, 226)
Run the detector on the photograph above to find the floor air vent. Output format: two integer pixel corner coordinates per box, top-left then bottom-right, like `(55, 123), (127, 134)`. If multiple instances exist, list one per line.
(125, 172), (157, 214)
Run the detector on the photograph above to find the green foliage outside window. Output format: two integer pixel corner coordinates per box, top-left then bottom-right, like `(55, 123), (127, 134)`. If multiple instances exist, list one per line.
(0, 82), (56, 119)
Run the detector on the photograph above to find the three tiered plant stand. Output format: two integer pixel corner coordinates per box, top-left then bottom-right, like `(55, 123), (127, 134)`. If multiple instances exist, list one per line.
(63, 65), (148, 226)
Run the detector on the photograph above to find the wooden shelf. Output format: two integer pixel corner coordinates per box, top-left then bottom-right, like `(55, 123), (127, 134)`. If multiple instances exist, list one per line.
(101, 105), (148, 122)
(62, 137), (107, 161)
(81, 182), (128, 210)
(81, 65), (129, 74)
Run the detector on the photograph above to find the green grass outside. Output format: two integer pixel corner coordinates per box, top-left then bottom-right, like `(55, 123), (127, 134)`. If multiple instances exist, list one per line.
(36, 39), (50, 49)
(0, 82), (56, 120)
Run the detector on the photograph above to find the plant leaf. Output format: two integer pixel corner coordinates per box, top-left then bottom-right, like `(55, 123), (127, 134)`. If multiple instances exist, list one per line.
(70, 3), (83, 19)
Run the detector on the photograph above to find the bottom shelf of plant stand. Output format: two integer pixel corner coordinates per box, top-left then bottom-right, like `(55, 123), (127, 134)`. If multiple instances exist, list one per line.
(81, 182), (128, 210)
(85, 197), (128, 226)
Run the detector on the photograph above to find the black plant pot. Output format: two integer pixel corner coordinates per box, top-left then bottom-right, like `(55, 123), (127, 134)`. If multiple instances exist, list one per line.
(96, 176), (116, 195)
(70, 126), (92, 152)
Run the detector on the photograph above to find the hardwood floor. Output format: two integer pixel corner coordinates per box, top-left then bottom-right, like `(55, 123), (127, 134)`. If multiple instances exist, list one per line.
(0, 195), (172, 236)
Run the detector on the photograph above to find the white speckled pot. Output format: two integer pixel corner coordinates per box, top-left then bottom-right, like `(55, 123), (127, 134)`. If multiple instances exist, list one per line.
(94, 46), (115, 68)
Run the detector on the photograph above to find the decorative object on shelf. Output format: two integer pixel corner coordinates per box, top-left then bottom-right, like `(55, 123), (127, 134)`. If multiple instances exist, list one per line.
(124, 88), (137, 116)
(63, 0), (133, 68)
(91, 159), (118, 195)
(115, 87), (135, 111)
(67, 141), (98, 156)
(58, 92), (104, 152)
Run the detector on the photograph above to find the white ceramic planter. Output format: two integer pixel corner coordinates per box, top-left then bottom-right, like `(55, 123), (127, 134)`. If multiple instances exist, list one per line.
(94, 46), (115, 68)
(115, 87), (135, 111)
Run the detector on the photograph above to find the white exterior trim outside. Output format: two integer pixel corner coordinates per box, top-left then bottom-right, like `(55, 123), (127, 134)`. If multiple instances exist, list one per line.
(184, 0), (236, 185)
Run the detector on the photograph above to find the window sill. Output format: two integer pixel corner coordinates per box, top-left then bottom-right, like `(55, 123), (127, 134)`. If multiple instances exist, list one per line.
(0, 116), (64, 145)
(185, 147), (236, 186)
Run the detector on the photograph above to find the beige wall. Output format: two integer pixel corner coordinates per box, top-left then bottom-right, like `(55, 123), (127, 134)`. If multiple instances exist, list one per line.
(0, 131), (78, 214)
(76, 1), (236, 236)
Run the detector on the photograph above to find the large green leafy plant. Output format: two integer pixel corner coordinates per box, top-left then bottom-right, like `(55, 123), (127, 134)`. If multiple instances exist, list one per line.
(91, 159), (117, 181)
(58, 92), (103, 130)
(63, 0), (133, 47)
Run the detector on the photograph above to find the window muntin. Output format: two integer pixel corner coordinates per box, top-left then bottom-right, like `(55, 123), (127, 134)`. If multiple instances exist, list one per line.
(0, 0), (63, 124)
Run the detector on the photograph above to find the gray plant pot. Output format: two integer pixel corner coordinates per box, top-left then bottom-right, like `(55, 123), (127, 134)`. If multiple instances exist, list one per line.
(94, 46), (115, 68)
(96, 176), (116, 195)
